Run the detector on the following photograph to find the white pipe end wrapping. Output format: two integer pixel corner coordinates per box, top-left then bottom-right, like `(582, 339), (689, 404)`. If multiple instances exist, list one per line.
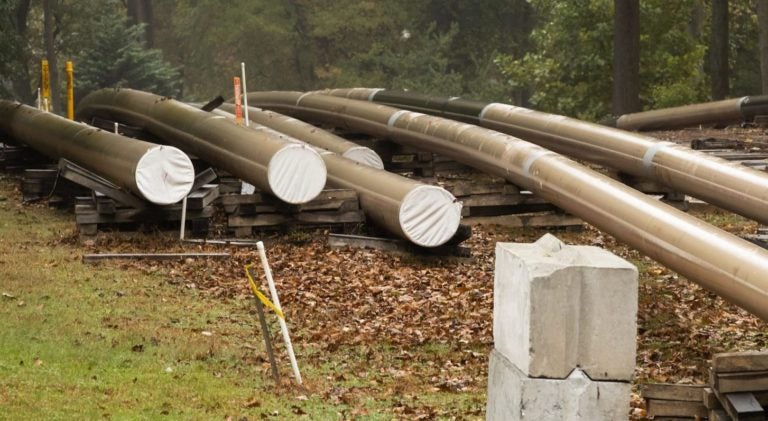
(267, 144), (327, 204)
(399, 185), (463, 247)
(134, 145), (195, 205)
(341, 146), (385, 169)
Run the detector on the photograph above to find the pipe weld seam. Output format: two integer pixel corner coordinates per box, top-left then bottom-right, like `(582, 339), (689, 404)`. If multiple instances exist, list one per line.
(642, 141), (675, 172)
(296, 92), (313, 106)
(387, 110), (408, 128)
(367, 88), (384, 102)
(479, 103), (499, 122)
(522, 149), (553, 177)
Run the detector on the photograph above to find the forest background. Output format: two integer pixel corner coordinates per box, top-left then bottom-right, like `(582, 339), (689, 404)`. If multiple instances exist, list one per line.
(2, 0), (767, 122)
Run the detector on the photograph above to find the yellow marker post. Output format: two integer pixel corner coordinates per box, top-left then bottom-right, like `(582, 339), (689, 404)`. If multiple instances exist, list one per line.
(41, 60), (51, 112)
(65, 61), (74, 120)
(244, 263), (284, 319)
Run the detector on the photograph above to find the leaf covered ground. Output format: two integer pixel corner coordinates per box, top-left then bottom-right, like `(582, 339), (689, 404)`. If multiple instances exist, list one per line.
(2, 166), (767, 419)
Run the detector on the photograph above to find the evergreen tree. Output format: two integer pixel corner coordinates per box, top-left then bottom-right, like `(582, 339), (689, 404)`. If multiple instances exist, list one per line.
(73, 10), (180, 99)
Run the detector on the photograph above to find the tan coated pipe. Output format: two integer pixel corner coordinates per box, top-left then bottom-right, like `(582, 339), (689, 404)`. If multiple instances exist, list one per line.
(77, 89), (327, 204)
(615, 97), (746, 131)
(246, 90), (768, 321)
(210, 107), (461, 247)
(326, 88), (768, 226)
(0, 100), (194, 205)
(217, 103), (384, 169)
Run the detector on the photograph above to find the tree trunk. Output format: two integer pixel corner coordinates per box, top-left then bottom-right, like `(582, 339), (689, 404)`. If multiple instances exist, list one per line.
(758, 0), (768, 94)
(126, 0), (155, 47)
(10, 0), (33, 104)
(612, 0), (641, 116)
(709, 0), (729, 100)
(43, 0), (59, 113)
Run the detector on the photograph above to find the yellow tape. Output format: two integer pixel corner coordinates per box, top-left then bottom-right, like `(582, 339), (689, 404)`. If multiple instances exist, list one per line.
(245, 264), (284, 319)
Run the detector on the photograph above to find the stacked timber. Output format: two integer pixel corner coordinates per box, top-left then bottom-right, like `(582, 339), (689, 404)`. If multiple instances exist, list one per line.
(691, 137), (768, 171)
(220, 188), (364, 237)
(75, 184), (219, 236)
(341, 136), (472, 176)
(436, 178), (582, 228)
(21, 167), (86, 202)
(642, 351), (768, 420)
(0, 143), (49, 171)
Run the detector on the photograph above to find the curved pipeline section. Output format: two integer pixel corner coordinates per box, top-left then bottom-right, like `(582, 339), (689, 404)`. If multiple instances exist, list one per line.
(614, 96), (768, 131)
(77, 89), (326, 204)
(246, 90), (768, 321)
(0, 100), (194, 205)
(325, 88), (768, 226)
(217, 103), (384, 169)
(210, 108), (461, 247)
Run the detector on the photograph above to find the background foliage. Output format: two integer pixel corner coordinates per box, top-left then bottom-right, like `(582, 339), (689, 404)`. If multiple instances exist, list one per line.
(0, 0), (765, 121)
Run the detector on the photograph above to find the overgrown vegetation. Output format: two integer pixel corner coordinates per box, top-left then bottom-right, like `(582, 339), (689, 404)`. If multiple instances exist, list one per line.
(2, 1), (767, 119)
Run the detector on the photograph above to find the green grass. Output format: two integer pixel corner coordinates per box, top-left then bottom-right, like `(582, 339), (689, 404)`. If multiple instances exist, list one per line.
(0, 177), (485, 420)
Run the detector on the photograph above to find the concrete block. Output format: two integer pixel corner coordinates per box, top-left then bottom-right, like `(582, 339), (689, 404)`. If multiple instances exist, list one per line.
(493, 233), (638, 381)
(487, 349), (631, 421)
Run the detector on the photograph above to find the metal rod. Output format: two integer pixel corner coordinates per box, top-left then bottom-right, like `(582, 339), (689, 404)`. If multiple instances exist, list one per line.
(208, 107), (461, 247)
(327, 88), (768, 226)
(256, 241), (302, 384)
(0, 101), (194, 205)
(241, 63), (250, 127)
(246, 90), (768, 321)
(76, 88), (327, 205)
(179, 196), (188, 240)
(247, 265), (280, 382)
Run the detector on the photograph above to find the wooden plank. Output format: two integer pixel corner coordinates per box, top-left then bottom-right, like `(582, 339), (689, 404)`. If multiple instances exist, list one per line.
(646, 399), (708, 418)
(228, 214), (287, 227)
(460, 193), (526, 207)
(717, 392), (766, 421)
(713, 351), (768, 374)
(703, 387), (723, 409)
(328, 233), (404, 252)
(185, 184), (219, 209)
(463, 212), (583, 228)
(708, 410), (730, 421)
(83, 253), (229, 263)
(76, 208), (144, 224)
(294, 210), (364, 224)
(58, 159), (147, 210)
(715, 370), (768, 394)
(641, 383), (705, 402)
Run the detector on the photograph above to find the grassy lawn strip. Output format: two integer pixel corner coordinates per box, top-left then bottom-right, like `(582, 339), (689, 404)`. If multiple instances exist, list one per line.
(0, 177), (486, 419)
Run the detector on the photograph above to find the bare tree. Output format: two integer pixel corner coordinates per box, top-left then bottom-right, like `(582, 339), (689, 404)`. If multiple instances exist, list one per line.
(709, 0), (729, 100)
(612, 0), (641, 116)
(126, 0), (154, 47)
(43, 0), (59, 112)
(758, 0), (768, 94)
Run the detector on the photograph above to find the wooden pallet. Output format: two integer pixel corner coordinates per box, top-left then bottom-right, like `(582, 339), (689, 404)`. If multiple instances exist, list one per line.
(220, 188), (365, 237)
(21, 167), (88, 202)
(0, 143), (50, 171)
(642, 351), (768, 420)
(75, 184), (219, 236)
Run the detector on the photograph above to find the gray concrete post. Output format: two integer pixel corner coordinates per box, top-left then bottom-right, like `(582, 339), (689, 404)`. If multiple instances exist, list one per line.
(487, 234), (638, 420)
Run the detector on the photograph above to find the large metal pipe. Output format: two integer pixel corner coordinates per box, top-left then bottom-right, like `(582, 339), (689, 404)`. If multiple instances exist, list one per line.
(325, 88), (768, 226)
(217, 103), (384, 169)
(77, 89), (327, 204)
(210, 107), (461, 247)
(614, 96), (768, 131)
(0, 100), (194, 205)
(246, 90), (768, 321)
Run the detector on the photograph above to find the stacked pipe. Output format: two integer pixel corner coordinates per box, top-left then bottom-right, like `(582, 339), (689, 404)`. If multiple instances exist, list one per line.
(210, 107), (462, 248)
(613, 95), (768, 131)
(217, 103), (384, 169)
(0, 100), (194, 205)
(77, 89), (326, 204)
(246, 90), (768, 321)
(325, 88), (768, 226)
